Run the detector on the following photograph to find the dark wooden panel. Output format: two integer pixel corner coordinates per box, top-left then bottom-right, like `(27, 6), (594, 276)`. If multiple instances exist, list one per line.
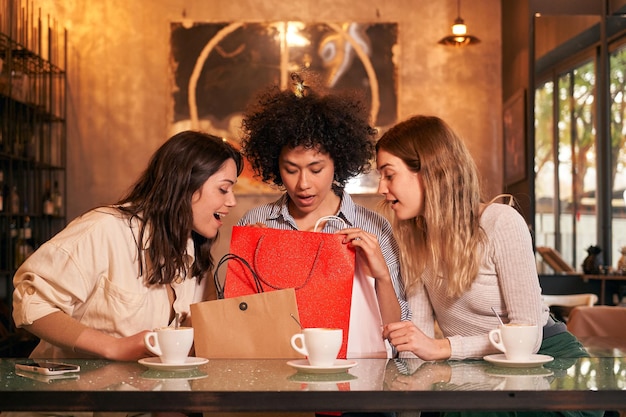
(539, 274), (600, 295)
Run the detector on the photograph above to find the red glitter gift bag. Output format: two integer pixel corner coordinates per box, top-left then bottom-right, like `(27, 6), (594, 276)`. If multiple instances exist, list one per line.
(223, 220), (355, 359)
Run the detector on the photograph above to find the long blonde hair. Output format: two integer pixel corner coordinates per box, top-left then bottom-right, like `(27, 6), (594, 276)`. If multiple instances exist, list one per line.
(376, 115), (487, 298)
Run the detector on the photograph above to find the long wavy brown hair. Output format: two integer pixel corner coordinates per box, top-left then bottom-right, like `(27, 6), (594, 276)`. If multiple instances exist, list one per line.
(376, 115), (487, 297)
(116, 131), (242, 286)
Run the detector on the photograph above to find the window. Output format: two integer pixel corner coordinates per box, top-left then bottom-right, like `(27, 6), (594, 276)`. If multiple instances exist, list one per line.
(609, 46), (626, 262)
(535, 43), (626, 273)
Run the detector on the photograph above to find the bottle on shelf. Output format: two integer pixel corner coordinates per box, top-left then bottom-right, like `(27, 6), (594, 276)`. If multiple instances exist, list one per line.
(10, 219), (17, 241)
(14, 217), (35, 267)
(10, 185), (20, 214)
(52, 180), (63, 216)
(42, 180), (54, 216)
(24, 215), (35, 251)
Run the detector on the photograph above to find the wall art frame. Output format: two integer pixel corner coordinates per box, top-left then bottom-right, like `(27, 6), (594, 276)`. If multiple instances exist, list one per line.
(169, 21), (398, 194)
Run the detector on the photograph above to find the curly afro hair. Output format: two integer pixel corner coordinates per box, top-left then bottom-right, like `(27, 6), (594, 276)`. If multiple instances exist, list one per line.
(240, 73), (377, 193)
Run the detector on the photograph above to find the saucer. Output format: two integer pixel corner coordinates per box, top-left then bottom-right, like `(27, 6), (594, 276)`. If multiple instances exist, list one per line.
(288, 371), (357, 383)
(487, 366), (554, 390)
(288, 372), (357, 391)
(140, 369), (209, 381)
(486, 366), (554, 377)
(286, 359), (357, 374)
(138, 357), (208, 371)
(483, 354), (554, 368)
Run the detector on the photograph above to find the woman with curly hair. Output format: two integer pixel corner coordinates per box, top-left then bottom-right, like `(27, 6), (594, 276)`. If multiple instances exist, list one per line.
(13, 131), (243, 361)
(238, 73), (410, 359)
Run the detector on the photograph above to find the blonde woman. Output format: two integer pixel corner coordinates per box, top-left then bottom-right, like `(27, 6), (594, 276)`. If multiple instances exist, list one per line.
(379, 115), (600, 417)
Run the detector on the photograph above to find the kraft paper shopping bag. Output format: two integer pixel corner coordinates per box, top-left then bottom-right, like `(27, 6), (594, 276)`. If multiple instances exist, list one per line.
(191, 254), (302, 359)
(223, 224), (355, 358)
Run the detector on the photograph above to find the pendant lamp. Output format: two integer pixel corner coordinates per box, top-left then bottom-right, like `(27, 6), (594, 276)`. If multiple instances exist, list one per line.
(438, 0), (480, 46)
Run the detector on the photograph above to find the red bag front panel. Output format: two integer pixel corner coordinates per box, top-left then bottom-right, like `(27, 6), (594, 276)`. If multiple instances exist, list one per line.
(224, 226), (355, 358)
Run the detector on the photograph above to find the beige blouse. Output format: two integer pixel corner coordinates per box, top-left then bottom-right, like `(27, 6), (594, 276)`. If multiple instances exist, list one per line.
(12, 206), (206, 359)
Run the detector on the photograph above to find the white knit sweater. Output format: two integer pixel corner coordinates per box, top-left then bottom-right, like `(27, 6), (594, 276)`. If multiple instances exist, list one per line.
(404, 203), (549, 360)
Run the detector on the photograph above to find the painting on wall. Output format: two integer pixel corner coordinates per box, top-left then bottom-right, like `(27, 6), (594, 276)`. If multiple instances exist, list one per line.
(169, 21), (398, 193)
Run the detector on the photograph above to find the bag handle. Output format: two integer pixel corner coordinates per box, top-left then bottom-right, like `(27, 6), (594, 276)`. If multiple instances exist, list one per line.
(252, 236), (323, 291)
(214, 253), (264, 299)
(313, 215), (347, 232)
(220, 216), (344, 295)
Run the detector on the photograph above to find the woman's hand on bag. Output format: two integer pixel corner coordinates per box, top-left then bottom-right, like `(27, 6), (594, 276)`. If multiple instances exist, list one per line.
(383, 321), (452, 361)
(336, 227), (389, 281)
(337, 227), (402, 324)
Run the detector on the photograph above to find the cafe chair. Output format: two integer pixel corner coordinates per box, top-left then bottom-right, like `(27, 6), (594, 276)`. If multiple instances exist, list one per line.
(569, 306), (626, 417)
(537, 246), (577, 274)
(541, 293), (598, 322)
(567, 305), (626, 356)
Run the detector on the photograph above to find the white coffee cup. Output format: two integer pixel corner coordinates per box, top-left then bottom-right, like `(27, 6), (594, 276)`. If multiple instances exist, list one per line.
(144, 326), (194, 364)
(488, 323), (538, 362)
(290, 328), (342, 367)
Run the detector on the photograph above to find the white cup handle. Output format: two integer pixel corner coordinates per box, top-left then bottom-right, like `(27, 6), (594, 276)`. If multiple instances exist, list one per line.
(488, 329), (506, 353)
(290, 333), (308, 356)
(144, 332), (162, 356)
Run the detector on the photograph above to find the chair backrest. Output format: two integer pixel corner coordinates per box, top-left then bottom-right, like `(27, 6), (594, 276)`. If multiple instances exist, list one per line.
(567, 306), (626, 347)
(541, 293), (598, 308)
(537, 246), (577, 273)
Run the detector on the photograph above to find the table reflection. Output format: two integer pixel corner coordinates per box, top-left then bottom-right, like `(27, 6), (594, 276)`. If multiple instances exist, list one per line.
(2, 357), (626, 413)
(382, 356), (626, 392)
(2, 356), (626, 394)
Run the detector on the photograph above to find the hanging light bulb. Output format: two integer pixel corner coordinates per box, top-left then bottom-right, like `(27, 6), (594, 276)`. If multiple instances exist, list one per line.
(452, 18), (467, 36)
(439, 0), (480, 46)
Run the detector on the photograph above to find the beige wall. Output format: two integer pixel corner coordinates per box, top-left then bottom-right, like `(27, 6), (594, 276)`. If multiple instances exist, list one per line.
(39, 0), (502, 257)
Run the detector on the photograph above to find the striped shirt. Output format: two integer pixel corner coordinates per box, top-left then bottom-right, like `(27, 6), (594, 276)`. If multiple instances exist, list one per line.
(237, 191), (410, 357)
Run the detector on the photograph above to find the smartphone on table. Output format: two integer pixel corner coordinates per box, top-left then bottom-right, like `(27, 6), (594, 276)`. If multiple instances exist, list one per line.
(15, 360), (81, 376)
(16, 369), (80, 383)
